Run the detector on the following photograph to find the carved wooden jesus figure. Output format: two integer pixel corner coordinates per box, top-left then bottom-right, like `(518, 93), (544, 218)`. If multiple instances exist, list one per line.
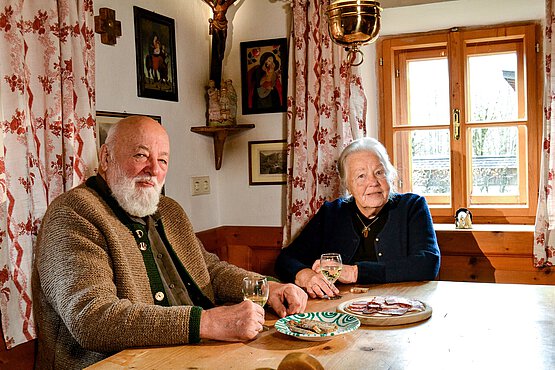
(202, 0), (238, 88)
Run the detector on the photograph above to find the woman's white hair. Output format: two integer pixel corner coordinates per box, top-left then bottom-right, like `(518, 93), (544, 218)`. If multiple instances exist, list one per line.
(337, 137), (398, 198)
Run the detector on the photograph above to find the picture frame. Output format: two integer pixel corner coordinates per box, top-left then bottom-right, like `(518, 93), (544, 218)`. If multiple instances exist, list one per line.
(133, 6), (178, 101)
(240, 38), (288, 115)
(95, 111), (162, 151)
(248, 140), (287, 185)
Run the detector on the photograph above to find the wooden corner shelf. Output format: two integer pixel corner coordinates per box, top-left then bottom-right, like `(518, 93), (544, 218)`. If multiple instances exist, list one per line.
(190, 124), (255, 170)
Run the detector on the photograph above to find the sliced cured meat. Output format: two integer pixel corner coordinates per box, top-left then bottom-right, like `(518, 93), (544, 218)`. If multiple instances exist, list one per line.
(371, 296), (386, 305)
(409, 300), (425, 311)
(362, 308), (380, 315)
(345, 296), (426, 317)
(348, 305), (366, 312)
(385, 296), (413, 308)
(350, 301), (369, 306)
(379, 307), (409, 316)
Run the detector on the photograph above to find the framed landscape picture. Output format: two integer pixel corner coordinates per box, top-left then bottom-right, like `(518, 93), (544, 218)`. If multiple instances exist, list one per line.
(95, 111), (162, 151)
(248, 140), (287, 185)
(133, 6), (178, 101)
(240, 38), (288, 115)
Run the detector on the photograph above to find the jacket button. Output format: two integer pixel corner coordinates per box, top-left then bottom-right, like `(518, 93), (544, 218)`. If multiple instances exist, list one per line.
(169, 283), (175, 289)
(139, 242), (147, 251)
(378, 252), (383, 257)
(155, 292), (165, 301)
(375, 237), (379, 242)
(157, 253), (163, 259)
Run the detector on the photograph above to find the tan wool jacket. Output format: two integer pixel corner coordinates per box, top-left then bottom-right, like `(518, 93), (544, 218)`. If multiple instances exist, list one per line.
(32, 178), (249, 369)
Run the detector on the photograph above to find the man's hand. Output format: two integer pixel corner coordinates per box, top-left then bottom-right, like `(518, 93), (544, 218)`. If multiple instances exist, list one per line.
(295, 266), (340, 299)
(200, 300), (265, 341)
(267, 281), (307, 318)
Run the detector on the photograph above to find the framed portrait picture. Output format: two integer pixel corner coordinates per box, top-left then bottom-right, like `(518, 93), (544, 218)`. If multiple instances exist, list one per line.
(248, 140), (287, 185)
(133, 6), (178, 101)
(95, 111), (162, 151)
(240, 38), (288, 115)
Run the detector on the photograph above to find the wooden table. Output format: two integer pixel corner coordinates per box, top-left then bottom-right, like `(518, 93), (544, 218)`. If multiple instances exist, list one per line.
(87, 281), (554, 369)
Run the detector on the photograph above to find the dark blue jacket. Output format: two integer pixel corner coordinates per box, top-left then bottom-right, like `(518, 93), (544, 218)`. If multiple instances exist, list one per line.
(275, 193), (440, 284)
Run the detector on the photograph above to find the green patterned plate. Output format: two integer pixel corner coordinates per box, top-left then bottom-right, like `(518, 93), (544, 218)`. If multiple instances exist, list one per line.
(275, 311), (360, 341)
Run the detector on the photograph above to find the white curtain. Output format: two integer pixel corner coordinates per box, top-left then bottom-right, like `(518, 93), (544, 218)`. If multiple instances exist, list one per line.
(283, 0), (367, 246)
(534, 0), (555, 267)
(0, 0), (97, 348)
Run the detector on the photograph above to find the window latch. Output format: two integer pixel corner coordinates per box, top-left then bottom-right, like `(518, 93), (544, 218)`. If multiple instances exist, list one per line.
(453, 108), (460, 141)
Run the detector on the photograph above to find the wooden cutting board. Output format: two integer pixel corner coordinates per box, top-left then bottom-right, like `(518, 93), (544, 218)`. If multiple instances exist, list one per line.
(336, 296), (432, 326)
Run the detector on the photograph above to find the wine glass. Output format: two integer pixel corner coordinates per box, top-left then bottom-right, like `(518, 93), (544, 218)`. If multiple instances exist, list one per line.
(242, 276), (269, 307)
(320, 253), (343, 298)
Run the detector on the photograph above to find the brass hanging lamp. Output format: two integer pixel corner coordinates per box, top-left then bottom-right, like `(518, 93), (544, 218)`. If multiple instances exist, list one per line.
(326, 0), (382, 66)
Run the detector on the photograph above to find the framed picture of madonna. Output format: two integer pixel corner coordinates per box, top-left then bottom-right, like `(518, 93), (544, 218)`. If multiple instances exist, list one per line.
(240, 38), (288, 115)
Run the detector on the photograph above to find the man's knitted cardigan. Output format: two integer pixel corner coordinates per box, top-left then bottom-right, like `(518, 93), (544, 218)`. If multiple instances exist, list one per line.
(32, 178), (249, 369)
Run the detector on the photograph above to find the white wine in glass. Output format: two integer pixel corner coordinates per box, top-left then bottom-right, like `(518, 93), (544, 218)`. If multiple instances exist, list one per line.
(242, 276), (269, 307)
(320, 253), (343, 285)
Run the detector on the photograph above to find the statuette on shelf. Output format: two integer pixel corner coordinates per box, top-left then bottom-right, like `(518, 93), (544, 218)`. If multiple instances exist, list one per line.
(206, 79), (237, 126)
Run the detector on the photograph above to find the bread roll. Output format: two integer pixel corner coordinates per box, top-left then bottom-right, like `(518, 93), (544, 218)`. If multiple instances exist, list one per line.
(277, 352), (324, 370)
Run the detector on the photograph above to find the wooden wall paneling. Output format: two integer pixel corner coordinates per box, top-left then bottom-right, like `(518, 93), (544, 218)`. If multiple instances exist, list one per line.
(0, 329), (35, 370)
(196, 227), (225, 260)
(438, 255), (496, 282)
(196, 226), (283, 276)
(220, 226), (283, 276)
(437, 255), (551, 284)
(437, 229), (534, 255)
(436, 229), (553, 284)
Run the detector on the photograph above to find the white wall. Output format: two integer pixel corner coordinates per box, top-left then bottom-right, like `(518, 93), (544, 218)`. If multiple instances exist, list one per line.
(212, 0), (291, 227)
(94, 0), (544, 231)
(94, 0), (289, 231)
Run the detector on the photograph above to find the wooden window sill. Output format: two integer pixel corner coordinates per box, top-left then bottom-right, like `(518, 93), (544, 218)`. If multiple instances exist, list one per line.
(434, 223), (534, 232)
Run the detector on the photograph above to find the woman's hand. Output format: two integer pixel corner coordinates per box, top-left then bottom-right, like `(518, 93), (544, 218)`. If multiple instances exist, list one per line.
(313, 260), (358, 284)
(295, 267), (339, 299)
(337, 264), (358, 284)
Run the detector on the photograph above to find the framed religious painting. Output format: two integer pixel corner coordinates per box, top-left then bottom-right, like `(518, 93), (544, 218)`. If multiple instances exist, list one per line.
(248, 140), (287, 185)
(133, 6), (178, 101)
(240, 38), (288, 115)
(95, 111), (162, 151)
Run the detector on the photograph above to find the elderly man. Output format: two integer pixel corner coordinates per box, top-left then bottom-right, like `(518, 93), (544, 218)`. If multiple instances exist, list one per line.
(32, 116), (307, 369)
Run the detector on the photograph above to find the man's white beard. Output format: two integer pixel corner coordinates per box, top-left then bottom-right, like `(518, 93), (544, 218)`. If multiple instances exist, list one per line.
(107, 163), (163, 217)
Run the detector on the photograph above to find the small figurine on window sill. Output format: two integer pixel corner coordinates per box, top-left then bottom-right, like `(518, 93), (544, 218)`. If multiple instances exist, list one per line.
(455, 208), (473, 229)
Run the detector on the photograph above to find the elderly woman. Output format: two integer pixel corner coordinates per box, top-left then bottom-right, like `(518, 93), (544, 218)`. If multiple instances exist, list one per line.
(275, 137), (440, 298)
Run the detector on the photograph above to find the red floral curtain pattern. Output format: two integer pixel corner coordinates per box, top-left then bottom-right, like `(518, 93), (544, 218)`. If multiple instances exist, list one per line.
(283, 0), (367, 245)
(534, 0), (555, 267)
(0, 0), (97, 348)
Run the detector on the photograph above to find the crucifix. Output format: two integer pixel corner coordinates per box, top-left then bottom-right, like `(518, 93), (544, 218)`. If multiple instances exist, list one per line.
(202, 0), (238, 88)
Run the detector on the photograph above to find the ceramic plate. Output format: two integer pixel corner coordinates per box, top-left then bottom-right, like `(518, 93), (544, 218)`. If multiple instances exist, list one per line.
(275, 311), (360, 341)
(337, 296), (432, 326)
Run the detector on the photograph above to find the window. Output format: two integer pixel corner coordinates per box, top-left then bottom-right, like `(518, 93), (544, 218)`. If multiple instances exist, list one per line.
(378, 24), (541, 224)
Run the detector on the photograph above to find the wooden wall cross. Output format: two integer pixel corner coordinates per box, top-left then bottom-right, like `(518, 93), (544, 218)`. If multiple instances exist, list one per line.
(94, 8), (122, 45)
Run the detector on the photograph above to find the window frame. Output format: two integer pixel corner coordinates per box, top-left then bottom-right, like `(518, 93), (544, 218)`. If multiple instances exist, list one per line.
(377, 23), (542, 224)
